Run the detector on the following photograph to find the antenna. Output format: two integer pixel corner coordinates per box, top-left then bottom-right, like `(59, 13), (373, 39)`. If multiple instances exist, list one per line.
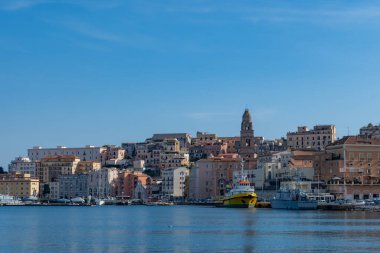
(347, 127), (350, 136)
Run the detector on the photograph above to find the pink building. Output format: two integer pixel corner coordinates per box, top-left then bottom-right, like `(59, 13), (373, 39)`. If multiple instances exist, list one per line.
(189, 154), (241, 200)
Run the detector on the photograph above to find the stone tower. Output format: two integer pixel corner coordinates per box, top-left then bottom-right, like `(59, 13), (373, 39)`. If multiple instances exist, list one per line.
(239, 109), (255, 161)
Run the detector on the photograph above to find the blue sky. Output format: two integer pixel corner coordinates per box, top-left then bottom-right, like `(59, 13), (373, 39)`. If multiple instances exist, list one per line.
(1, 0), (380, 168)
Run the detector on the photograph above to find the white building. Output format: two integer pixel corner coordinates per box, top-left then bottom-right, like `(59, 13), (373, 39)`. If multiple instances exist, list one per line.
(88, 168), (118, 198)
(28, 145), (106, 162)
(162, 167), (189, 197)
(8, 157), (36, 177)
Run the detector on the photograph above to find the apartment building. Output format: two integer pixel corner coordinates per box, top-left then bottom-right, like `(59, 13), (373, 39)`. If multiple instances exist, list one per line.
(0, 173), (39, 197)
(287, 125), (336, 150)
(8, 157), (36, 177)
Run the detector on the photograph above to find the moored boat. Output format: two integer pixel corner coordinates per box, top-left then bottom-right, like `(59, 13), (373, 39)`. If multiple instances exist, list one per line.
(0, 194), (23, 206)
(271, 187), (317, 210)
(222, 161), (257, 208)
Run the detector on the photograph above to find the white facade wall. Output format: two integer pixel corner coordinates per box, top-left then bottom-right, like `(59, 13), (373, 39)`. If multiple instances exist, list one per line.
(88, 168), (118, 198)
(28, 146), (106, 162)
(8, 157), (36, 177)
(162, 167), (189, 197)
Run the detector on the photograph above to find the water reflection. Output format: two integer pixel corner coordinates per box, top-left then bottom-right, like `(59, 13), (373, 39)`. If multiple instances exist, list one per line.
(1, 206), (380, 252)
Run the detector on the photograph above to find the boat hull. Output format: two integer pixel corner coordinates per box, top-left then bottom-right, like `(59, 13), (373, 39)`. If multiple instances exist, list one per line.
(271, 199), (318, 210)
(223, 193), (257, 208)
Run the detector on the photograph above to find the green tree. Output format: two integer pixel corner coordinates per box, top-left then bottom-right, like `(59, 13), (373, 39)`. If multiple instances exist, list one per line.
(43, 184), (50, 197)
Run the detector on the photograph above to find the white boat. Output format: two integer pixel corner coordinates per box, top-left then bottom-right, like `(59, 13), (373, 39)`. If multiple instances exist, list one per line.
(71, 197), (85, 204)
(95, 198), (105, 206)
(0, 194), (23, 206)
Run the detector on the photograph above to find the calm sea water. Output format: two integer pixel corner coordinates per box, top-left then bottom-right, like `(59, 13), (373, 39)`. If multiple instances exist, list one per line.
(1, 206), (380, 253)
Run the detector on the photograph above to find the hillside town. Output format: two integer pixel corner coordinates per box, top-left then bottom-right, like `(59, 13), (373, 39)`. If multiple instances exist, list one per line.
(2, 109), (380, 204)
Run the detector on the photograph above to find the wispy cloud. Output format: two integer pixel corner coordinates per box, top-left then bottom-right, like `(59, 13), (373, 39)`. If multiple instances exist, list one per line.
(0, 0), (45, 10)
(40, 18), (158, 49)
(243, 6), (380, 25)
(135, 1), (380, 26)
(61, 20), (125, 43)
(0, 0), (122, 11)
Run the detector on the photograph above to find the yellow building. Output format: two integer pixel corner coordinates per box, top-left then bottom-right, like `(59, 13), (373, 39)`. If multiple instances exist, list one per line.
(0, 173), (39, 197)
(76, 160), (101, 174)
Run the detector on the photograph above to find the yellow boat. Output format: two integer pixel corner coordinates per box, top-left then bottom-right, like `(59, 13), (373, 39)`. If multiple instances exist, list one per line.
(222, 161), (257, 208)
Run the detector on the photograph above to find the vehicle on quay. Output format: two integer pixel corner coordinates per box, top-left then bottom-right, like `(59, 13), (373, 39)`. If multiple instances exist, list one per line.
(222, 161), (257, 208)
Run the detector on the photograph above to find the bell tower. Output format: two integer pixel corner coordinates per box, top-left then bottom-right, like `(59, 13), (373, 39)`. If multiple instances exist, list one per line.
(239, 109), (255, 161)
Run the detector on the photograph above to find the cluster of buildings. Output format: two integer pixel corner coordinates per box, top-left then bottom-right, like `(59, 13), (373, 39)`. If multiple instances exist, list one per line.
(3, 109), (380, 202)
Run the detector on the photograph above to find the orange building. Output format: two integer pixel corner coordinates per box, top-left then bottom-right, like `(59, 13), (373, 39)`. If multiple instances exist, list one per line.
(115, 170), (151, 199)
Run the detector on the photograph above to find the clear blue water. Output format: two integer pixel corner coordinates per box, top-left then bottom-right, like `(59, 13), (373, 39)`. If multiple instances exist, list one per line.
(1, 206), (380, 252)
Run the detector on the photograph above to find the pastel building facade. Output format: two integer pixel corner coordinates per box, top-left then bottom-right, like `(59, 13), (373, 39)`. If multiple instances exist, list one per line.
(115, 170), (151, 199)
(35, 155), (80, 183)
(316, 136), (380, 200)
(28, 145), (106, 162)
(189, 154), (240, 200)
(287, 125), (336, 150)
(0, 173), (39, 197)
(88, 168), (118, 198)
(8, 157), (36, 177)
(58, 174), (89, 199)
(162, 167), (189, 198)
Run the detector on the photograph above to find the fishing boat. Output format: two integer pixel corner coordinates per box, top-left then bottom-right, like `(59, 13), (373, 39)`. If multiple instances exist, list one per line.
(222, 161), (257, 208)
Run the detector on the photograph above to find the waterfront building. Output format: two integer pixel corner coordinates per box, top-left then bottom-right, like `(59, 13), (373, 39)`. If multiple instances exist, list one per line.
(45, 181), (59, 200)
(189, 154), (240, 200)
(162, 167), (189, 198)
(35, 155), (80, 183)
(58, 174), (89, 199)
(88, 168), (118, 198)
(360, 123), (380, 139)
(8, 156), (36, 177)
(316, 136), (380, 200)
(287, 125), (336, 150)
(115, 170), (151, 199)
(0, 173), (39, 197)
(28, 145), (106, 162)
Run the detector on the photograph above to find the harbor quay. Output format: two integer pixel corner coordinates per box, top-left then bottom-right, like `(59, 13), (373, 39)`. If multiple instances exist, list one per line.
(2, 110), (380, 210)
